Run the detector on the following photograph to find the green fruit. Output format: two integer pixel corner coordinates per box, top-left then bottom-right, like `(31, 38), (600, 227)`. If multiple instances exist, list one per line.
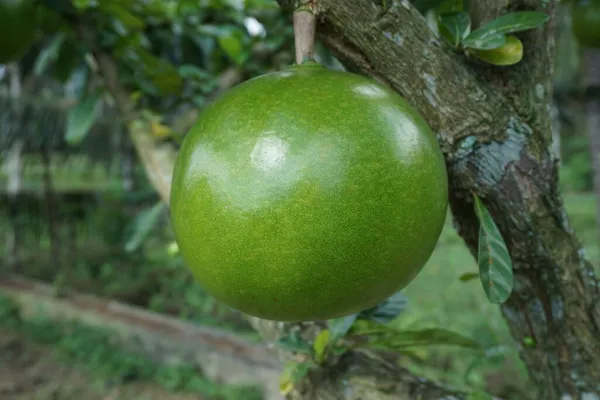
(170, 63), (448, 322)
(469, 35), (523, 66)
(572, 0), (600, 48)
(0, 0), (37, 64)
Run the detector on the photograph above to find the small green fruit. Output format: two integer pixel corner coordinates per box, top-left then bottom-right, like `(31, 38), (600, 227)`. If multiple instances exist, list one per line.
(469, 35), (523, 66)
(572, 0), (600, 48)
(0, 0), (38, 64)
(170, 63), (448, 322)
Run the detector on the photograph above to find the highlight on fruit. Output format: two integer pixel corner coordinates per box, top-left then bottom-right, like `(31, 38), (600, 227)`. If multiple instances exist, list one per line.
(170, 62), (449, 322)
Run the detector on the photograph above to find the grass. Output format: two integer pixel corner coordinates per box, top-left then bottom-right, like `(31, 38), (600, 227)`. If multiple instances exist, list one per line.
(0, 294), (263, 400)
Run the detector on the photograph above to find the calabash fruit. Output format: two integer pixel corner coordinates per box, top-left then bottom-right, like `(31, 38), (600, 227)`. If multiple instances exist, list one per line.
(170, 62), (449, 322)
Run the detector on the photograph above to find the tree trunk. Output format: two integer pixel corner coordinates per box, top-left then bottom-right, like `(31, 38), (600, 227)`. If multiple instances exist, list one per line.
(583, 49), (600, 241)
(86, 1), (600, 398)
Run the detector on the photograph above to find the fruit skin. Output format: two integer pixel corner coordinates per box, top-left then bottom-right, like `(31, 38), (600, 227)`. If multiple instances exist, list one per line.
(572, 0), (600, 48)
(469, 35), (523, 66)
(0, 0), (38, 64)
(170, 63), (448, 322)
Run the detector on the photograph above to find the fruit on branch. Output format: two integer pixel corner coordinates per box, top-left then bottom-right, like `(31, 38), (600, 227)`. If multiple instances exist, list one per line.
(170, 62), (448, 321)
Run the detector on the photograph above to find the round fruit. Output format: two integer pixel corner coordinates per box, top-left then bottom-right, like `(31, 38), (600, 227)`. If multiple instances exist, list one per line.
(170, 63), (448, 322)
(469, 35), (523, 66)
(0, 0), (37, 64)
(572, 0), (600, 48)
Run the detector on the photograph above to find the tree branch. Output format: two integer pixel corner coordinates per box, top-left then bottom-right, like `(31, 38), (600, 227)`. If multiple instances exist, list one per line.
(315, 0), (503, 155)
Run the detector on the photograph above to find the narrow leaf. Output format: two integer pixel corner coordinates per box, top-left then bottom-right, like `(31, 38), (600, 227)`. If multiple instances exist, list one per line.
(327, 313), (358, 345)
(217, 29), (248, 65)
(312, 329), (330, 364)
(124, 202), (166, 253)
(473, 194), (514, 303)
(350, 320), (482, 351)
(366, 328), (482, 350)
(65, 92), (101, 145)
(276, 332), (312, 354)
(463, 11), (549, 48)
(34, 33), (66, 76)
(358, 291), (408, 324)
(438, 12), (471, 47)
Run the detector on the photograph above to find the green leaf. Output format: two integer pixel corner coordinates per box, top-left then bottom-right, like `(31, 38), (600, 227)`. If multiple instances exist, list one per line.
(277, 332), (313, 354)
(124, 202), (166, 253)
(53, 43), (82, 83)
(473, 194), (514, 303)
(65, 92), (101, 145)
(350, 320), (482, 351)
(463, 11), (549, 49)
(358, 291), (408, 324)
(437, 11), (471, 48)
(459, 272), (479, 282)
(463, 33), (506, 50)
(99, 2), (146, 30)
(217, 29), (247, 65)
(34, 33), (66, 76)
(328, 313), (358, 345)
(313, 329), (330, 364)
(279, 361), (314, 395)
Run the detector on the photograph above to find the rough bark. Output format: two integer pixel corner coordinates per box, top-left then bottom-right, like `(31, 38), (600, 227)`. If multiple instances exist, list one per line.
(82, 1), (600, 399)
(583, 49), (600, 242)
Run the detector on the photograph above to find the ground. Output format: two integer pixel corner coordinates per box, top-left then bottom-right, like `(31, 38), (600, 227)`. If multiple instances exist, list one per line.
(0, 329), (202, 400)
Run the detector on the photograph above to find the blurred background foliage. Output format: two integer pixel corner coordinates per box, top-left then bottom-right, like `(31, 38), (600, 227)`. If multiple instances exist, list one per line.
(0, 0), (598, 399)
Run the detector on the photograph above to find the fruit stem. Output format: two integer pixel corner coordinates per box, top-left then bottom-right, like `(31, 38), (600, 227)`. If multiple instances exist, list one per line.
(293, 7), (317, 64)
